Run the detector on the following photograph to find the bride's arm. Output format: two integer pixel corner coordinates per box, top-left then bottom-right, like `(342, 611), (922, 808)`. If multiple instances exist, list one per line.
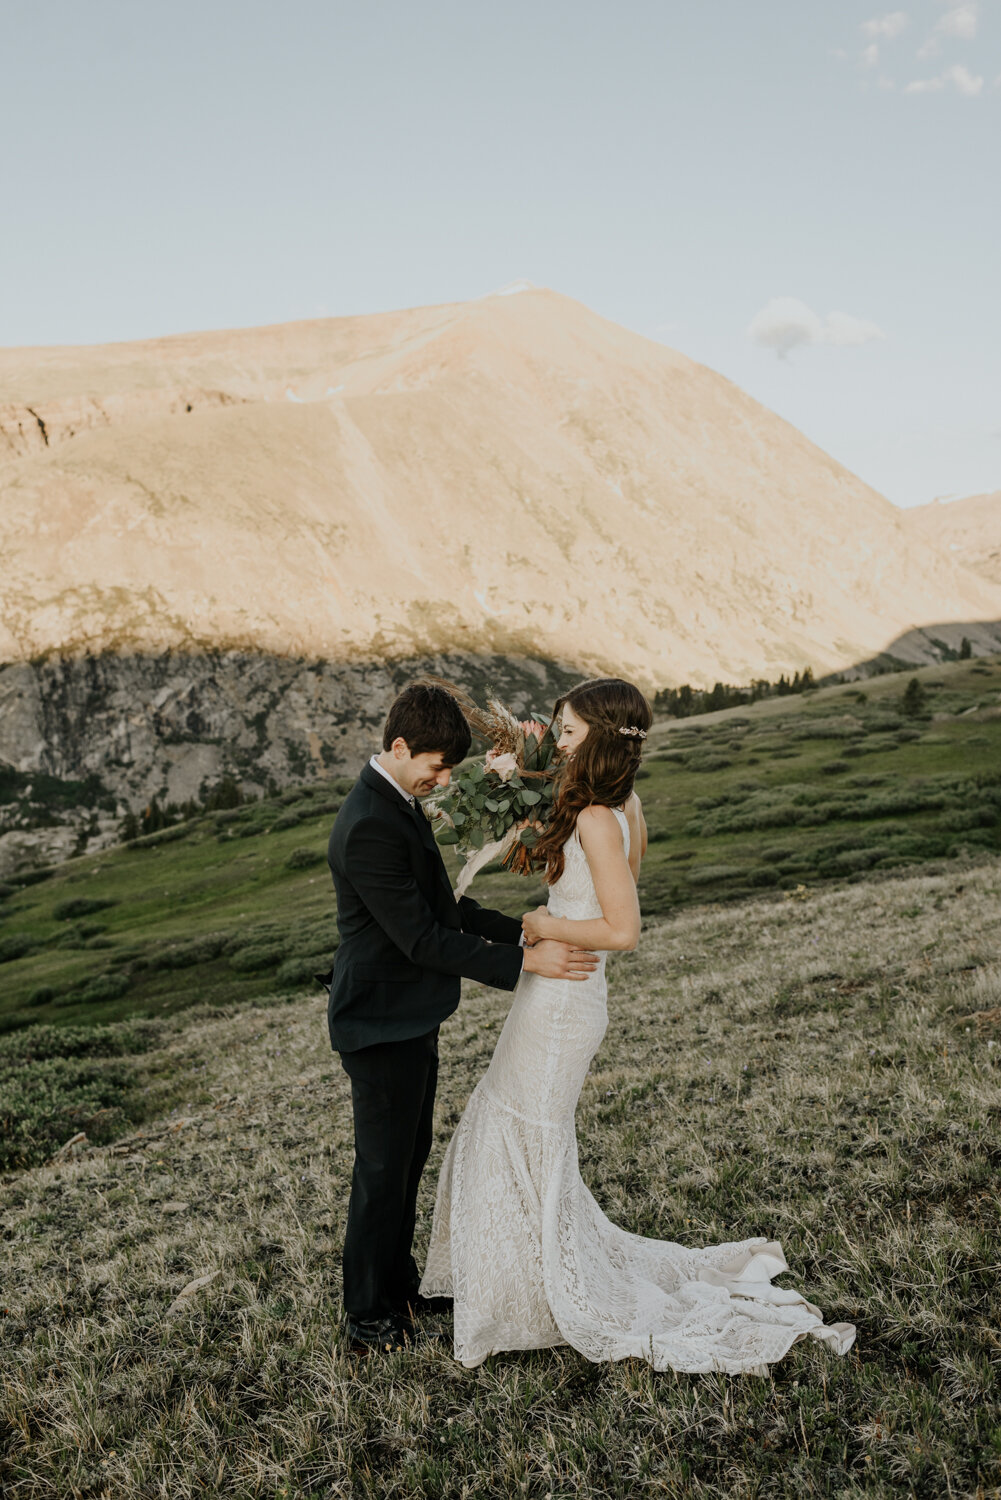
(522, 805), (640, 952)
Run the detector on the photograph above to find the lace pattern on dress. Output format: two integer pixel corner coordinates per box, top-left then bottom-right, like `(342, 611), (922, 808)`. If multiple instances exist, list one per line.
(421, 806), (855, 1372)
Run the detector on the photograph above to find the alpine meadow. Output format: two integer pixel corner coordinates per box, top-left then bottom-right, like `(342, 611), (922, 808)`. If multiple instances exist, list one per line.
(2, 656), (1000, 1497)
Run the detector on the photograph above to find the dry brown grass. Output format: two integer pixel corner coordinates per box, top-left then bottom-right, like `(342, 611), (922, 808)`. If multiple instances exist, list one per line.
(2, 860), (1000, 1499)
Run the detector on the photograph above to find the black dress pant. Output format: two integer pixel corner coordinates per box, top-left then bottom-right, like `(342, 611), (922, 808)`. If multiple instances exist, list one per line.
(338, 1026), (440, 1320)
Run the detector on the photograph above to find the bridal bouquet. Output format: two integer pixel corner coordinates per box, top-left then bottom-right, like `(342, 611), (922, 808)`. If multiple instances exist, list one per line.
(425, 695), (559, 896)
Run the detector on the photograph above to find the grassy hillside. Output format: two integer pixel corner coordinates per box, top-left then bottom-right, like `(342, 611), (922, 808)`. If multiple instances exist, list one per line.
(1, 861), (999, 1498)
(1, 656), (999, 1045)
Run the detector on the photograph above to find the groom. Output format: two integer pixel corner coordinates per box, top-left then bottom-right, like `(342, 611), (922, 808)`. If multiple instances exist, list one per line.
(325, 680), (598, 1353)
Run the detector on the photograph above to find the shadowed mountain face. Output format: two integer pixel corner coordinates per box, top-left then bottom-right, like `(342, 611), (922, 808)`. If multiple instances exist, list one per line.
(3, 288), (1000, 686)
(904, 491), (1001, 588)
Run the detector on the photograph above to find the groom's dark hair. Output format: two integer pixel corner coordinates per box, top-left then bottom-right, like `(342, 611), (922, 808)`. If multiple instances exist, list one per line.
(382, 682), (472, 765)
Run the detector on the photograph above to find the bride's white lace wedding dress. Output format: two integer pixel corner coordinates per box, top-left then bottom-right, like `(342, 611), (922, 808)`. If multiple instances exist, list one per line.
(420, 807), (856, 1373)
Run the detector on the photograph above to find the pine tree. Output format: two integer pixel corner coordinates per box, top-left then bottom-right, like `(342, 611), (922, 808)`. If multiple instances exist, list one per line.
(902, 677), (927, 718)
(959, 637), (972, 660)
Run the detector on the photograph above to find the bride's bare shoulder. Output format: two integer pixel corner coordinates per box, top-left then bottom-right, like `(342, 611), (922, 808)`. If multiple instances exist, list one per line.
(576, 804), (628, 848)
(576, 804), (620, 833)
(570, 804), (618, 828)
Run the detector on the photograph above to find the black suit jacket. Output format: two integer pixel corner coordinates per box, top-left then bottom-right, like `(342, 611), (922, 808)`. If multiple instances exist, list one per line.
(325, 762), (524, 1052)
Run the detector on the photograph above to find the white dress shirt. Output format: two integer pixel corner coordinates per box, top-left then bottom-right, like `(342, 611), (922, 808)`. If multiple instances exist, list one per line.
(369, 754), (416, 806)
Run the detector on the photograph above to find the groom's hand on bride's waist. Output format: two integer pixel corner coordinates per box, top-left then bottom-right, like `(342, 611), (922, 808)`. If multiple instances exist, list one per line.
(522, 939), (600, 981)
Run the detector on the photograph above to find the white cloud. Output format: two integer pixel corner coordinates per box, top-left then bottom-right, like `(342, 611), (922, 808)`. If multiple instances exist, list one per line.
(746, 298), (885, 359)
(861, 10), (908, 39)
(939, 2), (978, 40)
(906, 61), (984, 93)
(861, 41), (880, 67)
(825, 311), (888, 347)
(945, 61), (983, 93)
(914, 3), (978, 65)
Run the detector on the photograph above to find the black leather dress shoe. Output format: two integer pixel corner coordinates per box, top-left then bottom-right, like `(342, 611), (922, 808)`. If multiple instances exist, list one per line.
(345, 1315), (412, 1353)
(398, 1291), (453, 1317)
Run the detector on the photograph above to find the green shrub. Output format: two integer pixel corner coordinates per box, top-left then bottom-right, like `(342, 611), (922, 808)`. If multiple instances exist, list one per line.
(0, 1019), (161, 1171)
(760, 845), (796, 863)
(228, 943), (287, 973)
(939, 808), (996, 832)
(820, 761), (849, 775)
(0, 933), (35, 963)
(108, 946), (146, 968)
(15, 867), (54, 886)
(127, 824), (190, 849)
(789, 718), (862, 741)
(54, 929), (88, 950)
(285, 847), (325, 870)
(0, 881), (16, 899)
(775, 859), (815, 877)
(157, 934), (231, 969)
(28, 985), (55, 1006)
(685, 754), (733, 773)
(273, 812), (304, 830)
(53, 972), (132, 1007)
(80, 973), (131, 1002)
(817, 849), (882, 875)
(685, 865), (746, 886)
(276, 954), (332, 986)
(310, 798), (344, 818)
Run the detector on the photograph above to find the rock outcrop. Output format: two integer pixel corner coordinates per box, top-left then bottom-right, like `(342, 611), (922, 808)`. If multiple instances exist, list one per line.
(0, 648), (578, 875)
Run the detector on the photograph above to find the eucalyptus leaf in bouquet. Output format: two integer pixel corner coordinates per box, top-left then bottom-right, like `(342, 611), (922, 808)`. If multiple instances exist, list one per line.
(422, 695), (560, 897)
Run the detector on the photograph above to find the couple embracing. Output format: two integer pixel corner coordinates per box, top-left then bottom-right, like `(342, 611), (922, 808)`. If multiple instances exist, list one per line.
(325, 679), (855, 1374)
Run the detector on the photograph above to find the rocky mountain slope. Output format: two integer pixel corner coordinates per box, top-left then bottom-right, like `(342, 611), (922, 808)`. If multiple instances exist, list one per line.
(904, 490), (1001, 587)
(3, 287), (1000, 687)
(0, 649), (579, 876)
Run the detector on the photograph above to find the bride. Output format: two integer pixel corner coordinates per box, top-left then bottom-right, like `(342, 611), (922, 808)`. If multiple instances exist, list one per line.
(420, 676), (855, 1374)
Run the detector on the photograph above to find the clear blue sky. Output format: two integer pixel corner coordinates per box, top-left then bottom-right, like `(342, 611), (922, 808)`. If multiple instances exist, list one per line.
(2, 0), (998, 506)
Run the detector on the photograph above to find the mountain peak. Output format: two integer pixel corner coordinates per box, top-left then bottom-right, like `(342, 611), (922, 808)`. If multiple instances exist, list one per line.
(2, 292), (999, 682)
(486, 279), (542, 297)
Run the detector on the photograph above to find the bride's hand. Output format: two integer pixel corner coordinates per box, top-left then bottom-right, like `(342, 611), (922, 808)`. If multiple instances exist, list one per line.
(521, 905), (551, 944)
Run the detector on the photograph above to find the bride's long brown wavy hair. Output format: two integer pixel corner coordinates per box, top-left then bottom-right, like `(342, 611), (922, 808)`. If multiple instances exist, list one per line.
(530, 677), (653, 885)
